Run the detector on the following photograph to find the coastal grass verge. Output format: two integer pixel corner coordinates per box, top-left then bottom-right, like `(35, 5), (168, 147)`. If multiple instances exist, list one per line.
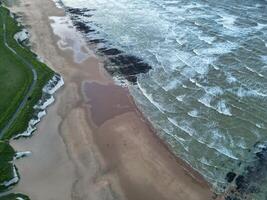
(0, 5), (54, 140)
(0, 141), (16, 193)
(0, 3), (58, 199)
(0, 193), (30, 200)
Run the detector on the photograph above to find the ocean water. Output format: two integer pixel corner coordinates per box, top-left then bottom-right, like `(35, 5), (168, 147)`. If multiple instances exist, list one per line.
(58, 0), (267, 198)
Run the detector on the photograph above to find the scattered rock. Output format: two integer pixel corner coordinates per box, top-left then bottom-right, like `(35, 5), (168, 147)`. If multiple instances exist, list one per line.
(14, 29), (29, 44)
(226, 172), (236, 183)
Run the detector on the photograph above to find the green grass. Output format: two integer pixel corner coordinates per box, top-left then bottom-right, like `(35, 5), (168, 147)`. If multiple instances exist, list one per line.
(0, 6), (54, 139)
(0, 141), (15, 162)
(0, 193), (30, 200)
(0, 141), (16, 193)
(0, 5), (56, 199)
(0, 9), (32, 135)
(0, 161), (15, 189)
(0, 142), (30, 198)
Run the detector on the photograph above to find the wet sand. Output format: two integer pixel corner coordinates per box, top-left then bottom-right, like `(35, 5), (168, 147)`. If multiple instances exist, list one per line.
(9, 0), (213, 199)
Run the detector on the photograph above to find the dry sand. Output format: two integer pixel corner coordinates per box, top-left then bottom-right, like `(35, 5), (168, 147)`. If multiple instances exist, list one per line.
(9, 0), (214, 199)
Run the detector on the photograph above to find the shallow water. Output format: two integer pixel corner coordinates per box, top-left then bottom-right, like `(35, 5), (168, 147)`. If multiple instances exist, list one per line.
(50, 16), (91, 63)
(59, 0), (267, 197)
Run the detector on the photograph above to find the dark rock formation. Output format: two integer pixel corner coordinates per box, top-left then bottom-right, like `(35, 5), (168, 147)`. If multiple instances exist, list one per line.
(65, 7), (152, 84)
(226, 172), (236, 183)
(224, 144), (267, 199)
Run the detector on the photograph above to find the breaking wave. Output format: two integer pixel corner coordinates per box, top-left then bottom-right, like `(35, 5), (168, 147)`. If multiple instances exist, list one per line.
(58, 0), (267, 197)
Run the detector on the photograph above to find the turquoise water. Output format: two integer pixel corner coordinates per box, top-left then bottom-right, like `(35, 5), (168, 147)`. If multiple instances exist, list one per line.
(59, 0), (267, 197)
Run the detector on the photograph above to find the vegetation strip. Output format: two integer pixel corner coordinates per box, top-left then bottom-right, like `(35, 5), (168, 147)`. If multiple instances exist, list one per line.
(0, 4), (62, 199)
(0, 9), (37, 139)
(0, 5), (54, 140)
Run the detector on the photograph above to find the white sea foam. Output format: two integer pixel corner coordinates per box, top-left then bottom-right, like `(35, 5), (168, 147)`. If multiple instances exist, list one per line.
(261, 56), (267, 64)
(207, 86), (224, 96)
(189, 78), (196, 84)
(162, 79), (181, 91)
(113, 75), (129, 87)
(199, 157), (225, 170)
(172, 134), (187, 143)
(194, 42), (237, 55)
(226, 73), (237, 83)
(245, 66), (264, 77)
(211, 129), (225, 141)
(183, 54), (213, 75)
(182, 84), (188, 89)
(198, 94), (213, 108)
(198, 85), (224, 96)
(256, 23), (267, 30)
(216, 100), (232, 116)
(207, 142), (238, 160)
(188, 109), (199, 118)
(177, 51), (212, 75)
(200, 157), (210, 166)
(199, 157), (223, 169)
(256, 123), (265, 129)
(51, 0), (64, 8)
(196, 129), (238, 160)
(235, 139), (248, 149)
(167, 117), (179, 127)
(176, 95), (186, 102)
(161, 127), (188, 150)
(176, 123), (194, 137)
(236, 87), (267, 98)
(198, 94), (232, 116)
(137, 82), (165, 113)
(198, 36), (216, 44)
(181, 67), (197, 79)
(171, 119), (195, 137)
(217, 13), (237, 30)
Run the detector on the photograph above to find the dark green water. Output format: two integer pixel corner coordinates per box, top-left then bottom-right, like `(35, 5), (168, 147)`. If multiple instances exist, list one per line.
(61, 0), (267, 198)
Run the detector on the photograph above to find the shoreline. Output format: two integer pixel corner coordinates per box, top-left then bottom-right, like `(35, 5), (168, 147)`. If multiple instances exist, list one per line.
(126, 85), (212, 186)
(8, 0), (214, 199)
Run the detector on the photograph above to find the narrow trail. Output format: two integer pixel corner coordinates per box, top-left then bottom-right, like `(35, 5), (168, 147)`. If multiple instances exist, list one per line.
(0, 7), (38, 139)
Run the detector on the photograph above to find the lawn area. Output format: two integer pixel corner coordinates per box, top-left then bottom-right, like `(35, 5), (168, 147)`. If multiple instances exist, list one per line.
(0, 193), (30, 200)
(0, 9), (32, 136)
(0, 6), (55, 139)
(0, 5), (56, 199)
(0, 141), (16, 193)
(0, 141), (15, 162)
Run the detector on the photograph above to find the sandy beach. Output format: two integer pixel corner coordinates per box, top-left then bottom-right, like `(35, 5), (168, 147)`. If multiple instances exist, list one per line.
(9, 0), (213, 199)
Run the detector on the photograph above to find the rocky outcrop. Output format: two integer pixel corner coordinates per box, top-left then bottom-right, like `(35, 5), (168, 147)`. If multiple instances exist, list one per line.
(65, 7), (152, 84)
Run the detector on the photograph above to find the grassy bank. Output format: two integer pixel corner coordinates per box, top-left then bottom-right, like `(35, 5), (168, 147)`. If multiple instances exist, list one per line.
(0, 141), (16, 192)
(0, 193), (30, 200)
(0, 3), (56, 199)
(0, 6), (54, 139)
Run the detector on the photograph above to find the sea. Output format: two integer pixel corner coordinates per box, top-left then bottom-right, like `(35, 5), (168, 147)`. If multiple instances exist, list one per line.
(55, 0), (267, 198)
